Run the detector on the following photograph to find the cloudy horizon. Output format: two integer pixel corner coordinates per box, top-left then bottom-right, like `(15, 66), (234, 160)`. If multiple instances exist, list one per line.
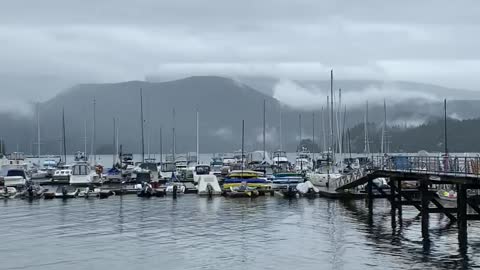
(2, 0), (480, 112)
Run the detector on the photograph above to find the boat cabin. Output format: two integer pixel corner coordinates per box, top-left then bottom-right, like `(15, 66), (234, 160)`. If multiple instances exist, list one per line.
(140, 162), (158, 172)
(195, 165), (211, 175)
(6, 169), (27, 179)
(161, 162), (176, 172)
(72, 163), (90, 176)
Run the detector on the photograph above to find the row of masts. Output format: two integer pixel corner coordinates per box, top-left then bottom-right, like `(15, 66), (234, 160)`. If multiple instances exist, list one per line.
(30, 71), (455, 164)
(31, 73), (387, 166)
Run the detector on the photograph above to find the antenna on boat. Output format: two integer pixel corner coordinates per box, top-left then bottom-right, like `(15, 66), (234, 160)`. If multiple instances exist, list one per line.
(62, 107), (67, 164)
(140, 88), (145, 163)
(263, 99), (266, 161)
(444, 98), (448, 155)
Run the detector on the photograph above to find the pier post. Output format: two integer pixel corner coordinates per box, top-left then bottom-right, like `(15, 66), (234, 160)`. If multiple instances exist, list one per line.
(389, 178), (396, 210)
(420, 180), (430, 239)
(367, 178), (373, 213)
(457, 184), (467, 241)
(389, 178), (396, 228)
(396, 178), (402, 216)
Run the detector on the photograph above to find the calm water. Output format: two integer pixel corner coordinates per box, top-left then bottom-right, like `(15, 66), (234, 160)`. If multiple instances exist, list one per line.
(0, 196), (478, 270)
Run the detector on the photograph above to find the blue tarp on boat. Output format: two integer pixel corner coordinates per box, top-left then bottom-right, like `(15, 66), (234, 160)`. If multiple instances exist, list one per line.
(392, 156), (410, 170)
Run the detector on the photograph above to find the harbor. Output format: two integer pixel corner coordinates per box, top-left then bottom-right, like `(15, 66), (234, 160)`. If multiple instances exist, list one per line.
(3, 1), (480, 268)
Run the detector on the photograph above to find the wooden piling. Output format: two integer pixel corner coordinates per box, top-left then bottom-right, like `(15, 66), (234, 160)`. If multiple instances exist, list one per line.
(420, 180), (430, 239)
(367, 178), (373, 213)
(396, 178), (402, 215)
(457, 184), (467, 241)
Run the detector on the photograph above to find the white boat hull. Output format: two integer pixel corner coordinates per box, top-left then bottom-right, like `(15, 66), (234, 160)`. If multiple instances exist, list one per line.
(4, 176), (26, 187)
(307, 173), (342, 187)
(197, 175), (222, 196)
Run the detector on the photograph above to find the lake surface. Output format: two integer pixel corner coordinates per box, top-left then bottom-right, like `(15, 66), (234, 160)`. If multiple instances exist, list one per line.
(1, 196), (478, 270)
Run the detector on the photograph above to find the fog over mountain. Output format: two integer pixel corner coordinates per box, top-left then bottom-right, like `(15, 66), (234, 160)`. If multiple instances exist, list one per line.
(1, 76), (480, 155)
(2, 1), (480, 154)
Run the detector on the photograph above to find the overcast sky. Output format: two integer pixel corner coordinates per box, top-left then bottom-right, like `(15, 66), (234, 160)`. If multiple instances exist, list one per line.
(1, 0), (480, 113)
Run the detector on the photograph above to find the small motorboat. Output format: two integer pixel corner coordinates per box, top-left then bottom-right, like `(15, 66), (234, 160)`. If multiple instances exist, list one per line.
(17, 183), (46, 199)
(52, 167), (72, 184)
(226, 182), (259, 198)
(165, 182), (186, 196)
(79, 187), (115, 199)
(296, 181), (319, 198)
(0, 186), (18, 199)
(275, 186), (298, 199)
(31, 169), (48, 179)
(54, 185), (79, 199)
(137, 182), (155, 198)
(437, 190), (457, 202)
(4, 169), (30, 187)
(197, 175), (222, 197)
(104, 167), (123, 183)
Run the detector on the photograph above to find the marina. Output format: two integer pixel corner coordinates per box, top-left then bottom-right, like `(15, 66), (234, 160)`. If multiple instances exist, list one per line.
(3, 1), (480, 268)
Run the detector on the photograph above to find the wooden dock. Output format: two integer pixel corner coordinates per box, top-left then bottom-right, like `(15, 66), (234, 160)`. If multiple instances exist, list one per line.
(336, 155), (480, 243)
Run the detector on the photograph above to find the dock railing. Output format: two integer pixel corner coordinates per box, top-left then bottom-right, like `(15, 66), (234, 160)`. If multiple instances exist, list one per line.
(336, 155), (480, 191)
(371, 155), (480, 178)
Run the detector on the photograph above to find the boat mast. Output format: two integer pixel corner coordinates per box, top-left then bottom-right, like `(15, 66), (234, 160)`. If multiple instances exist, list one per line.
(83, 118), (87, 158)
(92, 98), (96, 165)
(330, 69), (335, 162)
(263, 99), (266, 160)
(172, 107), (176, 161)
(381, 99), (387, 154)
(196, 109), (199, 164)
(444, 98), (448, 155)
(364, 101), (370, 155)
(241, 120), (245, 173)
(159, 126), (163, 163)
(62, 107), (67, 164)
(312, 111), (315, 164)
(116, 120), (119, 163)
(140, 88), (145, 163)
(337, 88), (342, 158)
(279, 107), (283, 151)
(147, 120), (151, 159)
(36, 103), (41, 160)
(298, 114), (302, 151)
(321, 106), (326, 152)
(113, 118), (116, 167)
(347, 128), (352, 159)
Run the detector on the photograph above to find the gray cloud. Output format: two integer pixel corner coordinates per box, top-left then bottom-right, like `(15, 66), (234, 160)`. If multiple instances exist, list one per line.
(1, 0), (480, 112)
